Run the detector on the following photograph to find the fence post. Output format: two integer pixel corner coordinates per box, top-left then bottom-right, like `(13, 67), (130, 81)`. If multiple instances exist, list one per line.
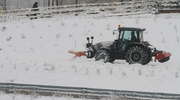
(75, 0), (78, 7)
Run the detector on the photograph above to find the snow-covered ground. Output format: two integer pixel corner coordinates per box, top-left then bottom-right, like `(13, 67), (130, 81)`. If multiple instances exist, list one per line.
(0, 13), (180, 94)
(0, 92), (86, 100)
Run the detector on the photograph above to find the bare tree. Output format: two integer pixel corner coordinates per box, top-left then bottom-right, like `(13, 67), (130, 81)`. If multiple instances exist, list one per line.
(48, 0), (51, 6)
(48, 0), (60, 6)
(0, 0), (6, 10)
(75, 0), (78, 7)
(52, 0), (55, 6)
(60, 0), (63, 5)
(75, 0), (78, 4)
(4, 0), (6, 10)
(0, 2), (2, 8)
(56, 0), (59, 6)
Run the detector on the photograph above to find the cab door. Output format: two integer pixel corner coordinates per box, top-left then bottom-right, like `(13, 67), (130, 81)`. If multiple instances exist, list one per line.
(112, 30), (128, 58)
(118, 30), (132, 51)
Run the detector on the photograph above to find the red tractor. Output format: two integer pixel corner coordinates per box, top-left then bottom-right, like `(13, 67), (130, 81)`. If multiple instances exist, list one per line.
(69, 26), (171, 65)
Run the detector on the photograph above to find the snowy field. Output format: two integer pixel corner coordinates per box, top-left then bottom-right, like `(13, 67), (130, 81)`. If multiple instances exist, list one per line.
(0, 13), (180, 94)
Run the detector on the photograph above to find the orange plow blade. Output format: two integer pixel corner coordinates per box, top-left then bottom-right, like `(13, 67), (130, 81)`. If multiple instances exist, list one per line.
(68, 50), (86, 57)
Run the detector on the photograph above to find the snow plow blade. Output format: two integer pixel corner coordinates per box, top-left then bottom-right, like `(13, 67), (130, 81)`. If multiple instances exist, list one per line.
(154, 51), (171, 63)
(68, 50), (86, 57)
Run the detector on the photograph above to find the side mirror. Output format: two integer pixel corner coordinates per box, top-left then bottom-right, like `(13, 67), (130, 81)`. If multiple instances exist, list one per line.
(113, 30), (115, 35)
(113, 30), (118, 35)
(91, 36), (94, 39)
(91, 36), (94, 44)
(87, 37), (90, 43)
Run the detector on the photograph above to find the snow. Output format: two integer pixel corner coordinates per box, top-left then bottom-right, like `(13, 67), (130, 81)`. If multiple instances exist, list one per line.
(0, 13), (180, 94)
(0, 92), (86, 100)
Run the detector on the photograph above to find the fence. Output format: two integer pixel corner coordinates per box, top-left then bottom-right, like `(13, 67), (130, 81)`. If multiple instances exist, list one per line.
(4, 0), (124, 10)
(0, 0), (157, 23)
(3, 0), (180, 23)
(0, 82), (180, 99)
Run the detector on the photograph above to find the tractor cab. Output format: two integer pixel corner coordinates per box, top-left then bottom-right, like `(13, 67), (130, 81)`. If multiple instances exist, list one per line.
(113, 27), (145, 43)
(112, 27), (147, 60)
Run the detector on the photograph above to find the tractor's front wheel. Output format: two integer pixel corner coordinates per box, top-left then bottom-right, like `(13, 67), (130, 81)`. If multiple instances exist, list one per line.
(95, 49), (115, 63)
(125, 46), (151, 65)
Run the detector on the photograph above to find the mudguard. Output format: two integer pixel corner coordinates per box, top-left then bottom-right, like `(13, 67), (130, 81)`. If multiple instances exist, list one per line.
(93, 41), (114, 51)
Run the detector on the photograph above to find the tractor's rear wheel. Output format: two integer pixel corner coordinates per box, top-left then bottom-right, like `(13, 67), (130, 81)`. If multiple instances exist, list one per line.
(125, 46), (151, 65)
(95, 49), (115, 63)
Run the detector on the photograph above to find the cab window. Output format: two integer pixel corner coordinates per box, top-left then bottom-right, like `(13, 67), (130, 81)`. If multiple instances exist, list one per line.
(122, 31), (132, 41)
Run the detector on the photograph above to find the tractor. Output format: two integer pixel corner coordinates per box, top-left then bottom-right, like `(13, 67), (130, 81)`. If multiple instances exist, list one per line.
(84, 26), (171, 65)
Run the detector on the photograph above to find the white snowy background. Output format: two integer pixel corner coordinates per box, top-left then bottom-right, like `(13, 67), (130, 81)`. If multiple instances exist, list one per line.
(0, 13), (180, 94)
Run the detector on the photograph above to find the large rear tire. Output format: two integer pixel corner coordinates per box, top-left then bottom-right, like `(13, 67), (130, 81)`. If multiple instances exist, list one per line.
(125, 46), (151, 65)
(95, 49), (115, 63)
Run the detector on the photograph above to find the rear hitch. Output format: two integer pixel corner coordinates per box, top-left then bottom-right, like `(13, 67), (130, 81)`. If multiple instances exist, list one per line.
(153, 50), (171, 63)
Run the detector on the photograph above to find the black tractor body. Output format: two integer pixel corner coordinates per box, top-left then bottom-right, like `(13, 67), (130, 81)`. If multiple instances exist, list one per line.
(86, 26), (171, 65)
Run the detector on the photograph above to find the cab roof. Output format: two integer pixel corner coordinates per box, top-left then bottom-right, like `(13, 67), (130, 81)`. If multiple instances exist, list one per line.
(118, 27), (145, 31)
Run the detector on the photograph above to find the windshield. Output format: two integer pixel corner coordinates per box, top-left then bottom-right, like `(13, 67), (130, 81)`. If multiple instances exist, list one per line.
(122, 31), (132, 41)
(113, 29), (144, 42)
(121, 30), (144, 42)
